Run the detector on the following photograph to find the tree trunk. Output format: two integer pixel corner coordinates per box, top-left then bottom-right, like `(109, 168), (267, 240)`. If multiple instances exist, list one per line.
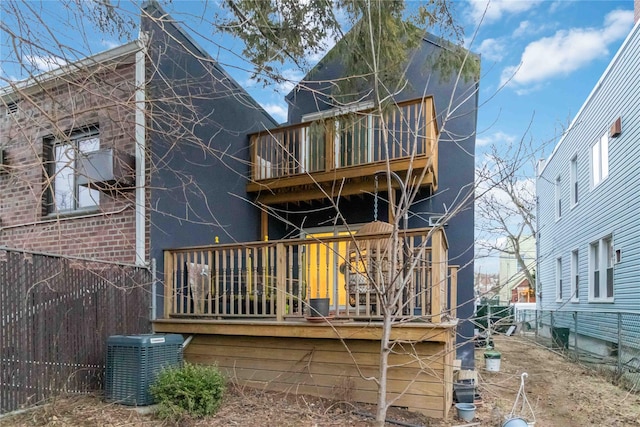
(375, 310), (393, 425)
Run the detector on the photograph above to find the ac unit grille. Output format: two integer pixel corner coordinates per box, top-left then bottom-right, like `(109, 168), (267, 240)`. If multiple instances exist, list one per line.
(105, 334), (183, 406)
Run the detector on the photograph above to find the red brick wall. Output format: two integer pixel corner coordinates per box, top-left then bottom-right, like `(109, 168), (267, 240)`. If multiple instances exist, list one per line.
(0, 56), (145, 263)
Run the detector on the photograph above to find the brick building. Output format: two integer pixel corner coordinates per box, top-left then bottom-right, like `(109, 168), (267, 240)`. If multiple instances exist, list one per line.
(1, 43), (140, 262)
(0, 3), (276, 267)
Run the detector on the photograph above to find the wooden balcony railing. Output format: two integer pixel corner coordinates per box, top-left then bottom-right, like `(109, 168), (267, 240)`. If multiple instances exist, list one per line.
(247, 97), (439, 204)
(163, 227), (457, 323)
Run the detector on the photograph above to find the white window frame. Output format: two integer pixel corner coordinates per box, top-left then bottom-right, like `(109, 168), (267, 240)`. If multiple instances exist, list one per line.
(571, 249), (579, 302)
(570, 155), (578, 207)
(591, 133), (609, 188)
(555, 257), (563, 302)
(555, 176), (562, 220)
(589, 235), (614, 302)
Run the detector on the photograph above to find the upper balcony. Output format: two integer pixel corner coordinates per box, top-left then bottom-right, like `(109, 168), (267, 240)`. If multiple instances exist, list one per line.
(247, 97), (439, 205)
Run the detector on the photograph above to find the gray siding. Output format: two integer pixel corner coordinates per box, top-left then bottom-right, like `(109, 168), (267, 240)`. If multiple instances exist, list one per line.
(284, 35), (478, 367)
(537, 23), (640, 343)
(142, 3), (277, 317)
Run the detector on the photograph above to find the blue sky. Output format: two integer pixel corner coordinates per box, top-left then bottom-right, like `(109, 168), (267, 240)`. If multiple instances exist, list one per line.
(1, 0), (637, 272)
(467, 0), (634, 153)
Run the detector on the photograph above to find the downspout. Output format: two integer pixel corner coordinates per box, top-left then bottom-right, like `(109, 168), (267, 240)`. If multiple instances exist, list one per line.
(135, 32), (148, 266)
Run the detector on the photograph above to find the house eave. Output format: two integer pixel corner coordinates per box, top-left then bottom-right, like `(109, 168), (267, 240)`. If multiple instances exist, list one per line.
(0, 41), (140, 102)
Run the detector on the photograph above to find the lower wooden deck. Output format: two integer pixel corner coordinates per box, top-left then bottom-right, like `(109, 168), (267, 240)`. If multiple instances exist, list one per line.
(153, 319), (457, 419)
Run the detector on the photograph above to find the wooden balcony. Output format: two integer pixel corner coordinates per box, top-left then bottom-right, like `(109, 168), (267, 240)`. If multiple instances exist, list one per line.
(155, 226), (459, 419)
(159, 227), (457, 324)
(247, 97), (439, 205)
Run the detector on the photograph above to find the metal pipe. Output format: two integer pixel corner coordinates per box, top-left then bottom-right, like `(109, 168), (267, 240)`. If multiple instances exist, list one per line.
(134, 32), (148, 266)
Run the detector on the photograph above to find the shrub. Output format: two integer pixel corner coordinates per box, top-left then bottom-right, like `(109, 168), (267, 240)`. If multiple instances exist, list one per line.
(150, 363), (226, 420)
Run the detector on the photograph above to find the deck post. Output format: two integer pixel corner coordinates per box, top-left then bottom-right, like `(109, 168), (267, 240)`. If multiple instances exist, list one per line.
(449, 266), (458, 318)
(164, 250), (174, 318)
(276, 243), (286, 321)
(430, 229), (445, 323)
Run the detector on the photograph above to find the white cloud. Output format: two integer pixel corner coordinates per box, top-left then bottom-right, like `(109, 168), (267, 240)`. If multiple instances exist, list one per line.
(262, 103), (288, 123)
(476, 131), (516, 147)
(277, 68), (305, 94)
(101, 40), (120, 50)
(477, 38), (506, 62)
(500, 9), (634, 90)
(512, 20), (534, 38)
(23, 55), (67, 72)
(467, 0), (542, 25)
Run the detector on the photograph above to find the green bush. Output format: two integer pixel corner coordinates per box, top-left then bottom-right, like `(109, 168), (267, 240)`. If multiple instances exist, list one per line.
(150, 363), (226, 420)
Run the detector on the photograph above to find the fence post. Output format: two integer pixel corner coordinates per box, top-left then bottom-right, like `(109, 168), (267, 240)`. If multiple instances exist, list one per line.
(573, 311), (578, 354)
(617, 312), (622, 375)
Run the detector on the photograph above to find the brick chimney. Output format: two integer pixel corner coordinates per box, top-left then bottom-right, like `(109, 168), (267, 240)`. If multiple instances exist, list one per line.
(636, 0), (640, 24)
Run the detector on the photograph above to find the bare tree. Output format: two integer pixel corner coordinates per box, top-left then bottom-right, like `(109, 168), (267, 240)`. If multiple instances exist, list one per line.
(1, 1), (480, 425)
(476, 135), (543, 295)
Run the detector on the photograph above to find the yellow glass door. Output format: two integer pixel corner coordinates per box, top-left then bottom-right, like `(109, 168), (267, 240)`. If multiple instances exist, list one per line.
(304, 231), (351, 307)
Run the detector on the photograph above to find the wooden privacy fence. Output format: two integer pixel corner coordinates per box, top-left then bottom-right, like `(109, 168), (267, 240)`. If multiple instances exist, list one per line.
(0, 248), (151, 415)
(164, 227), (458, 322)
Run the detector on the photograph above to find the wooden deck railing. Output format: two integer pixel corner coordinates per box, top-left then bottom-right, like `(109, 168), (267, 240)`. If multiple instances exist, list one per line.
(247, 97), (439, 204)
(163, 228), (457, 323)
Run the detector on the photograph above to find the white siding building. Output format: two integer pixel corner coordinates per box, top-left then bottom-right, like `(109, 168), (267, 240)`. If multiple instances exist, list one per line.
(536, 19), (640, 352)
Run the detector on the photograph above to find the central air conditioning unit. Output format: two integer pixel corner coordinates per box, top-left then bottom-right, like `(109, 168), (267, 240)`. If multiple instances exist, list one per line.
(105, 334), (184, 406)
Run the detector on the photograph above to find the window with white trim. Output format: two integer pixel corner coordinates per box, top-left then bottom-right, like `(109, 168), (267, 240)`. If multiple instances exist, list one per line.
(571, 249), (579, 301)
(591, 133), (609, 187)
(589, 236), (613, 301)
(555, 176), (562, 219)
(570, 155), (578, 206)
(45, 127), (100, 213)
(556, 257), (563, 301)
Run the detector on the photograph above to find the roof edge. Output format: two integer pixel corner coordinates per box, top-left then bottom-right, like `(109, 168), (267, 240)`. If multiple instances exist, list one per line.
(1, 41), (140, 101)
(142, 1), (278, 127)
(539, 20), (640, 177)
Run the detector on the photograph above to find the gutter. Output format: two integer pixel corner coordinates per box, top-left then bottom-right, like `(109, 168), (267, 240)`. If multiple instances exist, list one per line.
(135, 33), (148, 266)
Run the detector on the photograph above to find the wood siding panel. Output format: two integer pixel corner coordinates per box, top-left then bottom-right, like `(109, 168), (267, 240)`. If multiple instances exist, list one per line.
(183, 334), (451, 418)
(537, 25), (640, 344)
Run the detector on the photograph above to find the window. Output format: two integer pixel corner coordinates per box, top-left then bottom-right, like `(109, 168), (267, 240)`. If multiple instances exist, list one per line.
(571, 249), (579, 301)
(556, 257), (563, 301)
(591, 133), (609, 187)
(570, 155), (578, 206)
(589, 236), (614, 301)
(555, 176), (562, 219)
(45, 127), (100, 213)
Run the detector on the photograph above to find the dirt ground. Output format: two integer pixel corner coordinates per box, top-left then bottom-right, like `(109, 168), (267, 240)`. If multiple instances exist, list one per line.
(2, 335), (639, 427)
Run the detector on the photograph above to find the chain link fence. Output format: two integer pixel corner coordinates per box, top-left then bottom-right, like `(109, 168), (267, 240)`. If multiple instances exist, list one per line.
(515, 309), (640, 392)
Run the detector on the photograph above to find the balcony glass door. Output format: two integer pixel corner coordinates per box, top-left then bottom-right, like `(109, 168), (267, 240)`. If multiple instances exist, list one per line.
(335, 115), (373, 168)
